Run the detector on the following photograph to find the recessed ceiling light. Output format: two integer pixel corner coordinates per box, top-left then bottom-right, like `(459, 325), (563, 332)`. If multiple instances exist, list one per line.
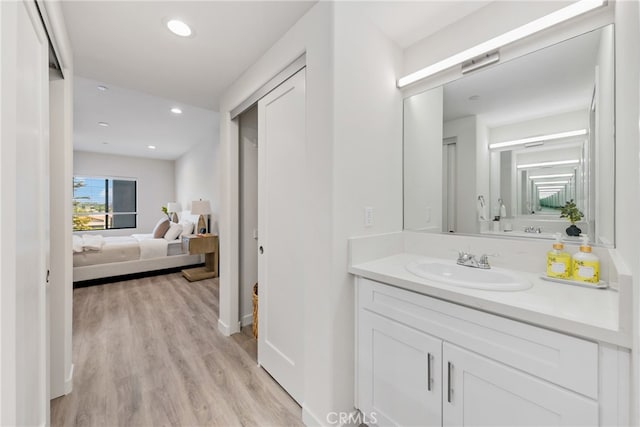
(148, 145), (156, 150)
(167, 19), (192, 37)
(171, 107), (183, 114)
(102, 141), (109, 145)
(468, 95), (480, 101)
(98, 122), (109, 127)
(97, 85), (108, 91)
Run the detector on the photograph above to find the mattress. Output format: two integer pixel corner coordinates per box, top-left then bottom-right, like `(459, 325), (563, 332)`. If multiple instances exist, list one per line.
(73, 233), (187, 268)
(73, 236), (140, 267)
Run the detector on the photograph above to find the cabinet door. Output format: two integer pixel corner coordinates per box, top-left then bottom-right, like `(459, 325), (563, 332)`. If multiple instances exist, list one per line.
(443, 343), (598, 427)
(358, 311), (442, 427)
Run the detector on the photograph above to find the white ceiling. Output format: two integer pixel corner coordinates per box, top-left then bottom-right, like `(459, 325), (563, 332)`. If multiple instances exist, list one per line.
(62, 1), (502, 160)
(61, 1), (317, 111)
(73, 76), (218, 160)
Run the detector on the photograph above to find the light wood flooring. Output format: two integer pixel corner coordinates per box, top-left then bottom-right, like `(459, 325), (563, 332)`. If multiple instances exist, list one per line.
(51, 273), (303, 427)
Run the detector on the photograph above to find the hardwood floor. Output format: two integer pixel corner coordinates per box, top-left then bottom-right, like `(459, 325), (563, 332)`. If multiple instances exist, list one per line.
(51, 273), (303, 427)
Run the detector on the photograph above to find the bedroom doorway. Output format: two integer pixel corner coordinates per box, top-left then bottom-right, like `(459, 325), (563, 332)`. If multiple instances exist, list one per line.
(238, 105), (259, 346)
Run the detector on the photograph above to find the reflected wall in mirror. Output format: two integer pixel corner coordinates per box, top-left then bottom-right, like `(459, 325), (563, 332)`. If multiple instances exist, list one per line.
(403, 25), (615, 246)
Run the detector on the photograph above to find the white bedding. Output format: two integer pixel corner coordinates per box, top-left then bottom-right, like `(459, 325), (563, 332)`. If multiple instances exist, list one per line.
(73, 233), (182, 267)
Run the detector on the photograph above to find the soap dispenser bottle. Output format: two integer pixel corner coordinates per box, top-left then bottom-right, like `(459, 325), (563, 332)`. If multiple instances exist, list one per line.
(572, 235), (600, 284)
(546, 233), (571, 279)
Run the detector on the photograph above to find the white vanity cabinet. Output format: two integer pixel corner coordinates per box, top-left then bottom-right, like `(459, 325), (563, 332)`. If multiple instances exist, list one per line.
(355, 277), (628, 427)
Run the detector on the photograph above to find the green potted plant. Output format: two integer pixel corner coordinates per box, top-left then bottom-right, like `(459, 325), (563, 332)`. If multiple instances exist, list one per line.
(560, 200), (584, 236)
(161, 205), (171, 221)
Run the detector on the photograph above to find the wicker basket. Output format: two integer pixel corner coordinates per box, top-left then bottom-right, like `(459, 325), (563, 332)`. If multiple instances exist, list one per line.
(252, 283), (258, 338)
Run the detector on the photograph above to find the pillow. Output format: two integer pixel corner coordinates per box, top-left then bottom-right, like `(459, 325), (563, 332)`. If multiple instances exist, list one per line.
(179, 219), (194, 237)
(72, 235), (83, 253)
(164, 222), (183, 241)
(152, 218), (170, 238)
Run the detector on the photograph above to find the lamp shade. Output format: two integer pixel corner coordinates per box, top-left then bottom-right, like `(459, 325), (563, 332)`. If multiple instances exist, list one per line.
(191, 200), (211, 215)
(166, 202), (181, 213)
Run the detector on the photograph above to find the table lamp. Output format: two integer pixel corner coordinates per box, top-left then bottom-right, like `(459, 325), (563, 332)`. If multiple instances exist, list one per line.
(191, 200), (211, 234)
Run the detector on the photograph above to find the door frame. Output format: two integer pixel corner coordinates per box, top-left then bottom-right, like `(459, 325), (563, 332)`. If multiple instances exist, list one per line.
(218, 55), (307, 336)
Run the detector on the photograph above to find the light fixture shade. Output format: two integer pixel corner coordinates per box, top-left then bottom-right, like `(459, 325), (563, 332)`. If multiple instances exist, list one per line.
(191, 200), (211, 215)
(167, 202), (181, 213)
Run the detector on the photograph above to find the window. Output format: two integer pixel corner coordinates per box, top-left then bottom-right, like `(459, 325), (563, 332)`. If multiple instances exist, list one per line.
(73, 176), (137, 231)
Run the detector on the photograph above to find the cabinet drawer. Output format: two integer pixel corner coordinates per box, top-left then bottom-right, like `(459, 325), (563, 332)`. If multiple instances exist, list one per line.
(358, 277), (598, 399)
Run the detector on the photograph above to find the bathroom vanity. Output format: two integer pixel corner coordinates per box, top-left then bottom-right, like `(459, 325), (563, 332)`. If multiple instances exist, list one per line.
(349, 232), (631, 427)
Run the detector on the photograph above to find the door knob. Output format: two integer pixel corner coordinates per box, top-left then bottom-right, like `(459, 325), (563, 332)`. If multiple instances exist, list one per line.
(259, 246), (264, 254)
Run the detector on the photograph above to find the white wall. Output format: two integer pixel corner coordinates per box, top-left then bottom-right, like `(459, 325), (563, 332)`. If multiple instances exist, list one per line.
(239, 106), (258, 326)
(332, 2), (404, 417)
(174, 119), (220, 233)
(73, 151), (175, 235)
(403, 86), (443, 232)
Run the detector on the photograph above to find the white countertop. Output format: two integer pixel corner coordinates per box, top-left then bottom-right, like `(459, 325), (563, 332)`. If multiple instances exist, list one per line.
(349, 253), (630, 348)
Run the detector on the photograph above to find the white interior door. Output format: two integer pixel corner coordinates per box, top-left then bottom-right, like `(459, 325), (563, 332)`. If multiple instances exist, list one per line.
(257, 68), (305, 404)
(0, 0), (50, 424)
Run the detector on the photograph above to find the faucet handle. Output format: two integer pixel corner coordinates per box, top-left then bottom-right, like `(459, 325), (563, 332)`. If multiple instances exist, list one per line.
(478, 253), (499, 268)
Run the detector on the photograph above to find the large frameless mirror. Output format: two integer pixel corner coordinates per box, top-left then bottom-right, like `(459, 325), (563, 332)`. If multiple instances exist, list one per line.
(403, 24), (615, 246)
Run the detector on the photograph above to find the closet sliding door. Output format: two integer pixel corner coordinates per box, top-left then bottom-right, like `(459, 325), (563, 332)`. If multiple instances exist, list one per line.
(257, 68), (305, 404)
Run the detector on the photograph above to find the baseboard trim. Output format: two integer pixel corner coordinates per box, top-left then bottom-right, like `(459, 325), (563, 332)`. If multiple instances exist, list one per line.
(302, 404), (325, 427)
(217, 318), (232, 336)
(64, 363), (74, 394)
(240, 313), (253, 327)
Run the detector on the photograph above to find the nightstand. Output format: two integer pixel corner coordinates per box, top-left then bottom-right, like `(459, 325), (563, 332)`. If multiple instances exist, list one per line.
(181, 234), (219, 281)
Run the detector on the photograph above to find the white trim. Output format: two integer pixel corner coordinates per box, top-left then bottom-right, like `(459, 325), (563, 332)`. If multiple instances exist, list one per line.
(217, 318), (239, 337)
(64, 363), (73, 394)
(240, 313), (253, 328)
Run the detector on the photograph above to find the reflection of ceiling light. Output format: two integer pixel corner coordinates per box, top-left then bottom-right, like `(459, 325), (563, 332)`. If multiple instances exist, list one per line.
(468, 95), (480, 101)
(489, 129), (587, 150)
(148, 145), (156, 150)
(171, 107), (182, 114)
(396, 0), (606, 87)
(517, 159), (579, 169)
(98, 122), (109, 127)
(102, 141), (108, 145)
(529, 173), (574, 179)
(167, 19), (192, 37)
(535, 181), (569, 185)
(537, 186), (565, 190)
(97, 85), (108, 91)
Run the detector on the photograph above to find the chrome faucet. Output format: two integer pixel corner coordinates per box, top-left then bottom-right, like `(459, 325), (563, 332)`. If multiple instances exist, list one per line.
(524, 226), (542, 233)
(457, 251), (492, 269)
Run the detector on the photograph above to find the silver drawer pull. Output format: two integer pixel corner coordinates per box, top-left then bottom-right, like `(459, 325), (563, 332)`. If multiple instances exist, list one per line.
(427, 353), (432, 391)
(447, 361), (453, 403)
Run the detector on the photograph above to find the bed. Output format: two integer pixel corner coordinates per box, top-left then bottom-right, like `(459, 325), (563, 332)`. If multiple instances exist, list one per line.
(73, 213), (204, 282)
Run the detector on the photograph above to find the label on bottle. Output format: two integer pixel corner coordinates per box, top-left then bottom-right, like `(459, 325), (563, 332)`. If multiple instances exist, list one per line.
(547, 254), (570, 279)
(572, 259), (600, 283)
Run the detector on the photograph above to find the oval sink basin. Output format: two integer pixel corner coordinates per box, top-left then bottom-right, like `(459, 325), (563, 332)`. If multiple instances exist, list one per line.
(406, 260), (531, 291)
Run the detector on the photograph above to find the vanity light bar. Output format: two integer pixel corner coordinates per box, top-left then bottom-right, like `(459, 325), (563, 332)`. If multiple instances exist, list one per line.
(489, 129), (587, 150)
(397, 0), (606, 88)
(534, 180), (569, 185)
(517, 159), (580, 169)
(529, 173), (574, 179)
